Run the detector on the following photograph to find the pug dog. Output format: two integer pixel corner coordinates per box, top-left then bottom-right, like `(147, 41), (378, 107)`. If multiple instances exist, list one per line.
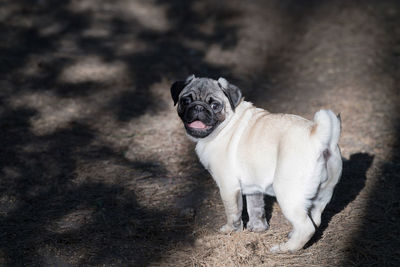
(170, 75), (342, 253)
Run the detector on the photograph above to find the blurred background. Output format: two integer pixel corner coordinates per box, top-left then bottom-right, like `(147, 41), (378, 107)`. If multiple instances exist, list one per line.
(0, 0), (399, 266)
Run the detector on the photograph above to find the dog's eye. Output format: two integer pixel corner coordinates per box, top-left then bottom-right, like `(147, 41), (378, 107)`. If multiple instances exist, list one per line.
(180, 97), (192, 106)
(211, 102), (221, 111)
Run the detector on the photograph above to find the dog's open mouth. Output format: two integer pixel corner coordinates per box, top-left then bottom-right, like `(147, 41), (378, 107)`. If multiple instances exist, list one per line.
(187, 120), (212, 130)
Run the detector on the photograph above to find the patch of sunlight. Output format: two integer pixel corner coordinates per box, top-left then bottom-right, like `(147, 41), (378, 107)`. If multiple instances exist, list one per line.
(47, 208), (95, 233)
(121, 0), (170, 31)
(82, 26), (111, 38)
(68, 0), (170, 32)
(59, 56), (127, 84)
(204, 40), (267, 78)
(40, 22), (65, 36)
(10, 92), (87, 135)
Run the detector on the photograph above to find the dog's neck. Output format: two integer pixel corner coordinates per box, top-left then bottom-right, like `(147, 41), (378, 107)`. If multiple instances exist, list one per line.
(195, 100), (256, 144)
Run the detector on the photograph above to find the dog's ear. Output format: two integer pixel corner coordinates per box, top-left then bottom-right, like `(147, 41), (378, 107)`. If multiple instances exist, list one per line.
(218, 77), (242, 112)
(170, 74), (195, 106)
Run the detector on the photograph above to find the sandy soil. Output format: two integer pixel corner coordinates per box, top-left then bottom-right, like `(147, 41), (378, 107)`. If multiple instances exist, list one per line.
(0, 0), (399, 266)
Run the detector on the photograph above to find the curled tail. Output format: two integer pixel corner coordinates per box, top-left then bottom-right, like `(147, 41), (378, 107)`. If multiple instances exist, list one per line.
(312, 109), (341, 150)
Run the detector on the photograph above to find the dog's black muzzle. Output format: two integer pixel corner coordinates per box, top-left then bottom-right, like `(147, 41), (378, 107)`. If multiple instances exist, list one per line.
(184, 101), (212, 124)
(180, 101), (217, 138)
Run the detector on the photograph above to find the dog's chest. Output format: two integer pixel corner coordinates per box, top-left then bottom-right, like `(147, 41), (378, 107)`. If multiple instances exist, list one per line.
(195, 139), (276, 195)
(195, 140), (225, 173)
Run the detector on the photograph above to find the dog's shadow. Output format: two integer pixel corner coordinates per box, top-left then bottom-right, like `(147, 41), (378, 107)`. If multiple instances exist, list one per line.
(242, 152), (374, 247)
(307, 152), (374, 247)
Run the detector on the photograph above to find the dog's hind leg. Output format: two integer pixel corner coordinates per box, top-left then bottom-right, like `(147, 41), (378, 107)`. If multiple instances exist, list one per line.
(310, 147), (342, 227)
(309, 110), (342, 227)
(270, 198), (315, 253)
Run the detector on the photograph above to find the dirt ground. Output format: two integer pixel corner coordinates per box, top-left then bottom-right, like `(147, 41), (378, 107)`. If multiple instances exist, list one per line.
(0, 0), (399, 266)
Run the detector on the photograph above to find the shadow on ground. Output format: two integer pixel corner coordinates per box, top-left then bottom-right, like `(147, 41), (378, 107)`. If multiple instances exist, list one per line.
(306, 153), (374, 248)
(345, 134), (400, 266)
(0, 102), (191, 266)
(343, 3), (400, 264)
(0, 0), (240, 265)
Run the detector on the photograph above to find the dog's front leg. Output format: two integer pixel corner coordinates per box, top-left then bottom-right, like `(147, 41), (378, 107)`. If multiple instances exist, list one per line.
(219, 188), (243, 233)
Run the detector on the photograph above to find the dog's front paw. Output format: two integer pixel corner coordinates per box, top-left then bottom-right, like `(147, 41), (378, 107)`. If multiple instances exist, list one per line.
(247, 219), (269, 232)
(219, 221), (243, 233)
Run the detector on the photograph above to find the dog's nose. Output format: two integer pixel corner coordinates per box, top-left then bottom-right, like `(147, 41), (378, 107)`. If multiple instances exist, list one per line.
(194, 104), (204, 112)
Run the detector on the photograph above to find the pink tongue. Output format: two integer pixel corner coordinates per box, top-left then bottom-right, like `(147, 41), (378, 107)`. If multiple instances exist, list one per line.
(188, 120), (207, 129)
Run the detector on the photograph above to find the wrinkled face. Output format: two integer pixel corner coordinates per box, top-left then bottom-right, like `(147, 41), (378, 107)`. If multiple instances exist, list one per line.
(171, 76), (242, 139)
(177, 78), (228, 138)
